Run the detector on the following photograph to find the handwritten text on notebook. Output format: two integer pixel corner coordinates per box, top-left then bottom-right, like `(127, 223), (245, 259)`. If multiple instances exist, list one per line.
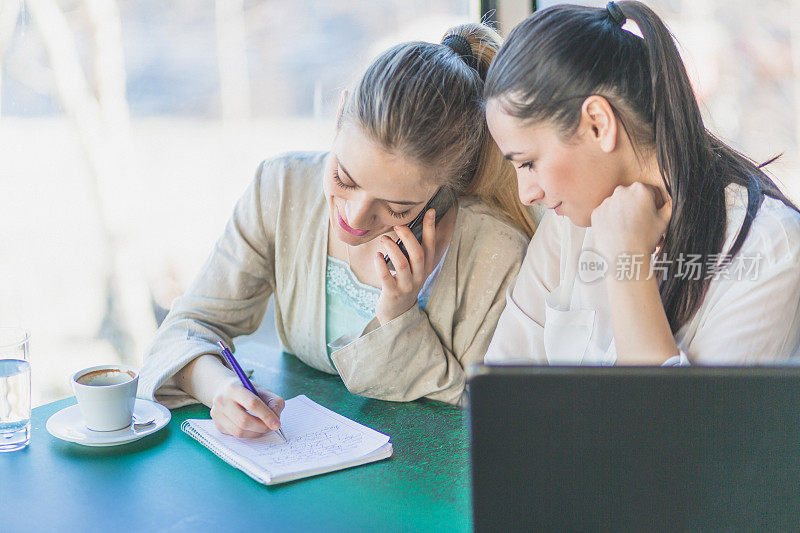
(184, 395), (391, 482)
(240, 425), (365, 465)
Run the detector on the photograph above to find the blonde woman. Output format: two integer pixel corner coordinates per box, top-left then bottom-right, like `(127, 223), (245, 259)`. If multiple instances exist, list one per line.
(139, 24), (534, 438)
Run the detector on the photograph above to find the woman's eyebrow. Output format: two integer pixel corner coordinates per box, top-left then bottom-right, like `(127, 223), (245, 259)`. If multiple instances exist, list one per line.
(338, 159), (423, 206)
(503, 151), (525, 161)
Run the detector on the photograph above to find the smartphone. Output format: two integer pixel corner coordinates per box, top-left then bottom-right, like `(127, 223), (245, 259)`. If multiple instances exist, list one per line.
(384, 187), (456, 271)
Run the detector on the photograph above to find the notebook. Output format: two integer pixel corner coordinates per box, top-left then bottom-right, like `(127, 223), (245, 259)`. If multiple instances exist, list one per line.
(181, 394), (392, 485)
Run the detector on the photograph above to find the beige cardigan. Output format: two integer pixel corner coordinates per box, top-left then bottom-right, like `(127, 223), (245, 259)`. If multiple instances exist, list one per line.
(139, 151), (528, 407)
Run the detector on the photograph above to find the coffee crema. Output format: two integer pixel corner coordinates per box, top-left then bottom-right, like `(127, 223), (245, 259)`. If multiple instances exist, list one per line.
(76, 368), (136, 387)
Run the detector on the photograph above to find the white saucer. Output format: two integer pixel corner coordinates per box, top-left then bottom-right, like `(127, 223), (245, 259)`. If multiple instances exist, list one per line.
(46, 398), (171, 447)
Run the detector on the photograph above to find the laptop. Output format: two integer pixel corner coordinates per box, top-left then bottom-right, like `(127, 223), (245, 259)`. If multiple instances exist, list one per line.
(467, 365), (800, 532)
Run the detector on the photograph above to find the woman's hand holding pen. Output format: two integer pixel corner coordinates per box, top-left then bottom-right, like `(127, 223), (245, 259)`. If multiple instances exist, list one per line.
(373, 209), (436, 325)
(210, 376), (285, 439)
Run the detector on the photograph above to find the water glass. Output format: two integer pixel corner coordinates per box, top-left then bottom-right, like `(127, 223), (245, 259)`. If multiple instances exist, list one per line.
(0, 327), (31, 452)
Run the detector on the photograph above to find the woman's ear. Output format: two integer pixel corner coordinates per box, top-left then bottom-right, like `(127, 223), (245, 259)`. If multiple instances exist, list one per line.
(579, 95), (618, 153)
(336, 90), (348, 129)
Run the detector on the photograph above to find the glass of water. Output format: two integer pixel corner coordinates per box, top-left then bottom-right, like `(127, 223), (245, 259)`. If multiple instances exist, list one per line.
(0, 327), (31, 452)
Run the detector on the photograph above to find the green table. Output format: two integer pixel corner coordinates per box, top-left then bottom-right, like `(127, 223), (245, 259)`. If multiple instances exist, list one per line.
(1, 344), (471, 532)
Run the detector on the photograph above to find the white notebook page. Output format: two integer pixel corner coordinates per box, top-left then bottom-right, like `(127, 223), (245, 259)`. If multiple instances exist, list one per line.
(187, 395), (391, 480)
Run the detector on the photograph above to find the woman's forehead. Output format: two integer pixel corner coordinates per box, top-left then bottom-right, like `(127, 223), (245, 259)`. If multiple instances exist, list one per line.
(333, 124), (433, 202)
(487, 102), (557, 154)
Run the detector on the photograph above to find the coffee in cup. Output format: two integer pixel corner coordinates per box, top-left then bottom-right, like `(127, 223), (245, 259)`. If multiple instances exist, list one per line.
(72, 364), (139, 431)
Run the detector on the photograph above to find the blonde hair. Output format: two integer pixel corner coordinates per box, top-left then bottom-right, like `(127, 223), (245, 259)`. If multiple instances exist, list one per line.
(339, 23), (535, 238)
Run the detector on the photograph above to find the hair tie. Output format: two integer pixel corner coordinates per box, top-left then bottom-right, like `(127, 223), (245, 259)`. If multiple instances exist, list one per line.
(442, 34), (478, 71)
(606, 1), (626, 27)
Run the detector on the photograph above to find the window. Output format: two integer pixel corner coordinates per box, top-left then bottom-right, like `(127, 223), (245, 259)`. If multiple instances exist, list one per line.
(0, 0), (472, 405)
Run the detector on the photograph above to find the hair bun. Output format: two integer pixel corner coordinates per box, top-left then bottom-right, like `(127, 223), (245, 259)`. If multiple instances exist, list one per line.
(441, 34), (478, 71)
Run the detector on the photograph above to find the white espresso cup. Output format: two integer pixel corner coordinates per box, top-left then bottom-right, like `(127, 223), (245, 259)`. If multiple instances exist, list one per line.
(71, 365), (139, 431)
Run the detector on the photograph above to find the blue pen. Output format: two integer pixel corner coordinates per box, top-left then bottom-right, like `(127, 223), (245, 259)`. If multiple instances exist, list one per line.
(217, 340), (287, 442)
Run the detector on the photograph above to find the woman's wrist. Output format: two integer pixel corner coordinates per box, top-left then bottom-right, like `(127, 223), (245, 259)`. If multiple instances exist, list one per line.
(376, 299), (416, 326)
(604, 256), (679, 364)
(174, 353), (237, 407)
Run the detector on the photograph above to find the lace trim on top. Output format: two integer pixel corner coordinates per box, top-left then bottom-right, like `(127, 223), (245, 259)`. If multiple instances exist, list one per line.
(325, 255), (380, 319)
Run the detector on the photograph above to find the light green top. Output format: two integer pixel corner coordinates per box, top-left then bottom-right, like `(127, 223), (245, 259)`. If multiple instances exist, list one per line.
(325, 255), (380, 355)
(324, 252), (447, 356)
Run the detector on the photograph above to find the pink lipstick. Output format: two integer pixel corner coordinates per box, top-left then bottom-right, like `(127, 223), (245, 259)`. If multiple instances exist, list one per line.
(337, 208), (368, 237)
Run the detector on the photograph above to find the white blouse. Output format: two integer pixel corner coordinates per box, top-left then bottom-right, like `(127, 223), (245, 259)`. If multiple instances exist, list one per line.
(486, 184), (800, 366)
